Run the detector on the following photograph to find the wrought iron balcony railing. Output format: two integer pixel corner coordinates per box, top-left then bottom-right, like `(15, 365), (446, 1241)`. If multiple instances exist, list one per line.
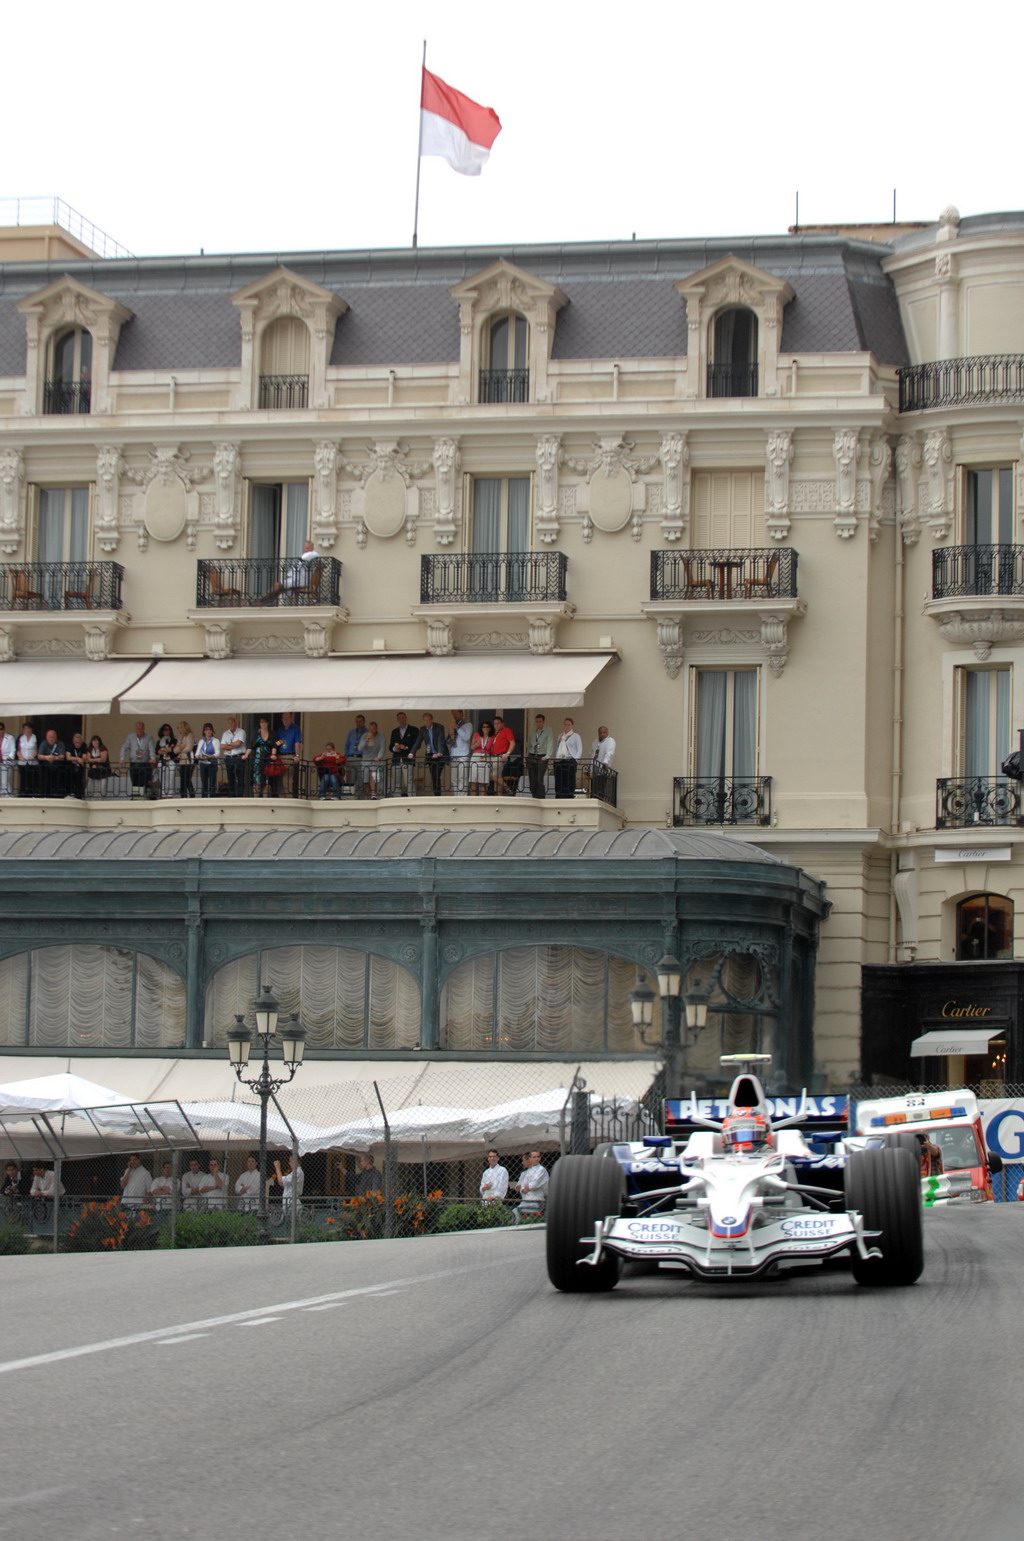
(43, 380), (91, 414)
(196, 556), (341, 607)
(898, 354), (1024, 412)
(932, 544), (1024, 599)
(0, 561), (124, 611)
(478, 368), (530, 404)
(258, 374), (309, 409)
(707, 362), (758, 398)
(420, 551), (568, 604)
(672, 777), (771, 827)
(651, 548), (797, 601)
(936, 777), (1023, 829)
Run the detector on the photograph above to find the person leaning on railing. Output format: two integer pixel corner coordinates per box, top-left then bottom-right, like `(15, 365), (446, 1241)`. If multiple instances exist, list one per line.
(469, 722), (492, 795)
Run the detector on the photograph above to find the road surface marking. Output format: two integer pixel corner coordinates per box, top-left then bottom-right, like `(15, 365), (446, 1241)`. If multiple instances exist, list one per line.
(234, 1318), (282, 1328)
(156, 1334), (209, 1345)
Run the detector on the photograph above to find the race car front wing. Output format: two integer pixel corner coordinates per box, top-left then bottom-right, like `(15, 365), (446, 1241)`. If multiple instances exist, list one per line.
(581, 1210), (882, 1281)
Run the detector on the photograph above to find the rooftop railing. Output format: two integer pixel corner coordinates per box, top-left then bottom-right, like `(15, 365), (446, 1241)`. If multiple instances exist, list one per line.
(898, 355), (1024, 412)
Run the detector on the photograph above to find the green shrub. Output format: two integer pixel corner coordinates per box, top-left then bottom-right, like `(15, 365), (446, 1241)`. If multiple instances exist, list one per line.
(0, 1223), (31, 1255)
(161, 1210), (260, 1249)
(434, 1202), (515, 1232)
(297, 1219), (346, 1243)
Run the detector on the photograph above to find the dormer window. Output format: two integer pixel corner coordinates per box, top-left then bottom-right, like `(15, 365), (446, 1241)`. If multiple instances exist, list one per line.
(45, 328), (93, 414)
(230, 267), (346, 411)
(258, 316), (310, 409)
(480, 314), (529, 402)
(709, 308), (758, 398)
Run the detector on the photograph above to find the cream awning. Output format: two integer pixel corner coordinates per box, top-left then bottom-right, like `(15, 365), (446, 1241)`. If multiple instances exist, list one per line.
(117, 653), (615, 714)
(909, 1028), (1001, 1057)
(0, 660), (156, 715)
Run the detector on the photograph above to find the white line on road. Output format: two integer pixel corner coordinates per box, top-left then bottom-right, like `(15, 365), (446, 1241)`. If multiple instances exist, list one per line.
(234, 1318), (282, 1327)
(155, 1334), (209, 1346)
(0, 1264), (494, 1378)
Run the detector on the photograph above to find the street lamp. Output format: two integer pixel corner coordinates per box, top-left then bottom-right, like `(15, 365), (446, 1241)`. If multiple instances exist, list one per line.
(226, 985), (306, 1236)
(631, 954), (708, 1104)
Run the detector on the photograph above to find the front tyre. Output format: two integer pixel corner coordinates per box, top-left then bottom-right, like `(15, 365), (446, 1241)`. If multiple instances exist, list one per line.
(846, 1147), (924, 1287)
(546, 1154), (625, 1293)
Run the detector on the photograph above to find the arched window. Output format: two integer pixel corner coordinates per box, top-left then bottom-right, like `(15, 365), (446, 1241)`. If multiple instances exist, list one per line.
(45, 328), (92, 414)
(259, 316), (310, 409)
(708, 308), (758, 398)
(205, 946), (420, 1049)
(0, 946), (184, 1047)
(480, 314), (529, 402)
(956, 894), (1014, 960)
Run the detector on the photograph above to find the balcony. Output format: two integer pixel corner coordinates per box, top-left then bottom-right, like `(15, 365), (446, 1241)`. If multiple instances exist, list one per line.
(478, 368), (529, 404)
(898, 355), (1024, 412)
(420, 552), (567, 605)
(651, 548), (797, 602)
(707, 362), (758, 398)
(258, 374), (308, 410)
(936, 778), (1023, 829)
(195, 557), (341, 608)
(925, 545), (1024, 653)
(43, 380), (90, 414)
(0, 562), (124, 611)
(673, 777), (772, 827)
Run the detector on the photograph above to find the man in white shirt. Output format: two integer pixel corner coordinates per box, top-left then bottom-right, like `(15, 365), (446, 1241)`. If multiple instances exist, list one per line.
(200, 1157), (228, 1210)
(150, 1160), (178, 1211)
(588, 725), (616, 801)
(220, 716), (247, 797)
(273, 1155), (304, 1210)
(554, 718), (583, 800)
(448, 710), (473, 795)
(30, 1164), (64, 1201)
(120, 1155), (153, 1210)
(261, 541), (319, 603)
(513, 1151), (549, 1222)
(0, 721), (17, 797)
(181, 1157), (206, 1211)
(479, 1149), (509, 1204)
(235, 1154), (262, 1212)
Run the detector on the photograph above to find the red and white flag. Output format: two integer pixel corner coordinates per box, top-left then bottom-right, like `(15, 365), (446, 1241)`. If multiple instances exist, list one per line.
(420, 68), (502, 177)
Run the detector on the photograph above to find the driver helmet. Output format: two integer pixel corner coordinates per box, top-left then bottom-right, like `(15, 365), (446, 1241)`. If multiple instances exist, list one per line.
(722, 1113), (771, 1153)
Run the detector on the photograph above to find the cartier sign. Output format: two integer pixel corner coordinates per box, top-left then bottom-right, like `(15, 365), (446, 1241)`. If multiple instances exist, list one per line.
(941, 1002), (992, 1018)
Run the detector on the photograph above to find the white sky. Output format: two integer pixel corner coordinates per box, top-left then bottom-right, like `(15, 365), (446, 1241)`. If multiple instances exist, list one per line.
(7, 0), (1022, 259)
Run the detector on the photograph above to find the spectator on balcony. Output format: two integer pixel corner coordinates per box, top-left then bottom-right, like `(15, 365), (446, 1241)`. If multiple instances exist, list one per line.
(176, 722), (196, 798)
(415, 712), (448, 796)
(588, 725), (616, 801)
(469, 721), (493, 795)
(66, 732), (89, 799)
(17, 722), (38, 798)
(275, 711), (302, 798)
(389, 712), (417, 796)
(235, 1154), (261, 1212)
(155, 724), (178, 798)
(554, 718), (582, 800)
(314, 742), (344, 799)
(195, 724), (221, 797)
(358, 721), (385, 798)
(448, 709), (473, 795)
(487, 716), (515, 797)
(220, 716), (247, 797)
(0, 722), (15, 797)
(246, 717), (276, 799)
(344, 714), (367, 793)
(37, 728), (66, 796)
(86, 735), (111, 795)
(260, 540), (319, 604)
(120, 721), (156, 797)
(120, 1155), (153, 1211)
(526, 714), (553, 799)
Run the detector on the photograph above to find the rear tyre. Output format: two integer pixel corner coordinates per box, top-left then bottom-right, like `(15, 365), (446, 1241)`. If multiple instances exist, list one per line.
(846, 1147), (924, 1287)
(884, 1131), (922, 1162)
(546, 1154), (625, 1293)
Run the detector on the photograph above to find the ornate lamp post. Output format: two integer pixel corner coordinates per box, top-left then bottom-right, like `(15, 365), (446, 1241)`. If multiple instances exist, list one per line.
(632, 954), (709, 1103)
(226, 985), (306, 1235)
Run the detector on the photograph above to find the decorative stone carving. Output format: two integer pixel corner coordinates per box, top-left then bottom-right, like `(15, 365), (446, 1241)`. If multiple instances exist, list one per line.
(895, 435), (922, 545)
(922, 429), (953, 540)
(83, 623), (115, 662)
(234, 633), (304, 655)
(212, 443), (241, 551)
(936, 610), (1024, 659)
(0, 626), (15, 662)
(343, 442), (430, 543)
(20, 636), (85, 656)
(0, 449), (25, 555)
(832, 429), (860, 538)
(425, 616), (454, 656)
(534, 435), (562, 544)
(126, 445), (209, 546)
(432, 438), (460, 546)
(893, 867), (919, 962)
(527, 614), (560, 654)
(867, 434), (893, 543)
(94, 446), (124, 554)
(302, 619), (330, 658)
(764, 431), (793, 541)
(654, 614), (685, 678)
(460, 630), (530, 651)
(312, 441), (339, 550)
(658, 432), (689, 541)
(689, 629), (760, 646)
(201, 621), (233, 660)
(760, 613), (793, 676)
(567, 436), (655, 539)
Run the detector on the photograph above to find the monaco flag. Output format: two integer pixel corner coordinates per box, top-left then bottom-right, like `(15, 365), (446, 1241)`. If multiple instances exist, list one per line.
(420, 68), (502, 176)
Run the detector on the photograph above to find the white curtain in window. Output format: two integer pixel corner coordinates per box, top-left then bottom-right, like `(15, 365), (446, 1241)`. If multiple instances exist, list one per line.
(507, 477), (530, 553)
(249, 486), (279, 561)
(135, 952), (187, 1049)
(0, 952), (28, 1047)
(733, 671), (757, 778)
(284, 484), (309, 557)
(696, 672), (727, 779)
(965, 668), (1010, 776)
(472, 479), (502, 553)
(0, 945), (184, 1049)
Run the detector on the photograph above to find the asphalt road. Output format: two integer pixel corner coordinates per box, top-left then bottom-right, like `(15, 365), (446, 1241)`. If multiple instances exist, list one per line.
(0, 1208), (1021, 1541)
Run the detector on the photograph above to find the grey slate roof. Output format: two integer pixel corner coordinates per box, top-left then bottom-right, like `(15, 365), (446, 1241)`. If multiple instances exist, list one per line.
(0, 232), (910, 375)
(0, 825), (782, 864)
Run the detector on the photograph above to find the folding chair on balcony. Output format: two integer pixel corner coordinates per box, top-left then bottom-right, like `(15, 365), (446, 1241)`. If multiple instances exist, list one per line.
(11, 571), (43, 609)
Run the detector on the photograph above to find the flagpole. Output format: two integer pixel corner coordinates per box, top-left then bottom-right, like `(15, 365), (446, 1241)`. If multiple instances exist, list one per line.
(412, 39), (426, 249)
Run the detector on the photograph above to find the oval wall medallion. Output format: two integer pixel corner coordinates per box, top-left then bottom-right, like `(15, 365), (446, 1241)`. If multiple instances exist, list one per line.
(144, 477), (188, 542)
(362, 470), (407, 538)
(588, 467), (633, 532)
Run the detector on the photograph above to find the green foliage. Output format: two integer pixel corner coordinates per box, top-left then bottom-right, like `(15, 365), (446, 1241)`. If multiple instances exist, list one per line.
(0, 1223), (32, 1255)
(434, 1202), (516, 1232)
(160, 1210), (261, 1249)
(63, 1201), (161, 1252)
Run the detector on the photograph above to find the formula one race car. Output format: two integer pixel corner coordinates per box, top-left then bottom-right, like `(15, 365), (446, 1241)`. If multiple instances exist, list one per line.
(546, 1057), (924, 1292)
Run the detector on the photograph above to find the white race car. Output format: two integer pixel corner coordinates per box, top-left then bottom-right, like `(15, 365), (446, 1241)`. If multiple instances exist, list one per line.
(546, 1057), (924, 1292)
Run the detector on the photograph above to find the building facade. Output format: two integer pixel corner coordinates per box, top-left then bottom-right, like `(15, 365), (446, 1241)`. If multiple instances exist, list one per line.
(0, 205), (1022, 1093)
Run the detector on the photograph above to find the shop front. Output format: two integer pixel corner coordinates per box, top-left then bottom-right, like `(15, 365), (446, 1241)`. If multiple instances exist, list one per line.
(861, 962), (1024, 1090)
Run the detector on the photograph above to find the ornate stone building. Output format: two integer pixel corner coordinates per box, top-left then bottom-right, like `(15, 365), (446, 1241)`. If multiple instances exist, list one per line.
(0, 203), (1022, 1094)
